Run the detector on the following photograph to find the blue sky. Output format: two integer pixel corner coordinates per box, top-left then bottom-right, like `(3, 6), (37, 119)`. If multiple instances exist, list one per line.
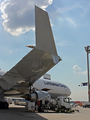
(0, 0), (90, 101)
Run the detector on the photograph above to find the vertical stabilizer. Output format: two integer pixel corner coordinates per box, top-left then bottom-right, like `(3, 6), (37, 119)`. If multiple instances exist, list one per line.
(35, 6), (57, 56)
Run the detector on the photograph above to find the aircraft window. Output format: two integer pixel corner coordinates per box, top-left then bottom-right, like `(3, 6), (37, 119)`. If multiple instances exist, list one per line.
(59, 98), (61, 102)
(57, 98), (61, 102)
(63, 98), (69, 103)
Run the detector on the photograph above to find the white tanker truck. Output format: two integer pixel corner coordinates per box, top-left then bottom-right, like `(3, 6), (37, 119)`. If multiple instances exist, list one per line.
(25, 90), (72, 112)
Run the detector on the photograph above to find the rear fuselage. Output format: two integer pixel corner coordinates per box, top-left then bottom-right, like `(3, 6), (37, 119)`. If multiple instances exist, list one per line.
(33, 79), (71, 98)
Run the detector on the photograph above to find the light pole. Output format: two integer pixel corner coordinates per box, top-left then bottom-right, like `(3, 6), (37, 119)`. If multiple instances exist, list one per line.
(84, 46), (90, 102)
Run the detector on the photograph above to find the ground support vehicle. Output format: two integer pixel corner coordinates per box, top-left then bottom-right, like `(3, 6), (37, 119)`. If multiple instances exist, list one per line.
(83, 102), (90, 108)
(26, 96), (72, 113)
(49, 96), (72, 113)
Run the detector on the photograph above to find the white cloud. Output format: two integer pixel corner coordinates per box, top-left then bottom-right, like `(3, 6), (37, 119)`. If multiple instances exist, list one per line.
(80, 7), (89, 17)
(82, 71), (87, 75)
(58, 40), (70, 46)
(73, 65), (81, 73)
(0, 46), (13, 55)
(57, 4), (83, 14)
(73, 65), (87, 75)
(66, 17), (76, 27)
(0, 0), (53, 36)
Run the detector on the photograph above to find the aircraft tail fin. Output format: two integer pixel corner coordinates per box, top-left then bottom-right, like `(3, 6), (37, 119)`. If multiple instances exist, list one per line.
(35, 6), (57, 56)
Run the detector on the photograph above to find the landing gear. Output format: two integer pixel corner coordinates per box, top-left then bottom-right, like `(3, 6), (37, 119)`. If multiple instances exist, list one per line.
(0, 101), (9, 109)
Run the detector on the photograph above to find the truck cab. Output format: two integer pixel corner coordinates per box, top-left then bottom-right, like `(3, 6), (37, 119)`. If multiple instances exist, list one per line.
(56, 96), (71, 112)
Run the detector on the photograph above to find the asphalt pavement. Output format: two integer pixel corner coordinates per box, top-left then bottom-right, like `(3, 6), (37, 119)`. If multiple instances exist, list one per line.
(0, 104), (90, 120)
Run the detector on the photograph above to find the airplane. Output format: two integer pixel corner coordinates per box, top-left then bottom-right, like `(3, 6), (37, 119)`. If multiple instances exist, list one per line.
(0, 71), (71, 98)
(0, 71), (71, 108)
(0, 6), (64, 109)
(33, 74), (71, 98)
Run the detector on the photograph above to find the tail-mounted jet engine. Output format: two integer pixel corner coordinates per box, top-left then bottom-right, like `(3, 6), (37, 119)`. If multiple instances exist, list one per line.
(24, 91), (51, 101)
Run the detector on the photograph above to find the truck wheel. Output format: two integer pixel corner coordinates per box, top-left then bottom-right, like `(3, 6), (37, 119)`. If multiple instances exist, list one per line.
(38, 106), (42, 112)
(0, 102), (9, 109)
(61, 109), (65, 112)
(38, 100), (44, 112)
(61, 107), (65, 113)
(3, 102), (9, 109)
(38, 106), (44, 112)
(0, 102), (4, 109)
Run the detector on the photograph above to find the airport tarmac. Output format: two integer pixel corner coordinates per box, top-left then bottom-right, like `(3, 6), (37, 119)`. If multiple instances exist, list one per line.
(0, 104), (90, 120)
